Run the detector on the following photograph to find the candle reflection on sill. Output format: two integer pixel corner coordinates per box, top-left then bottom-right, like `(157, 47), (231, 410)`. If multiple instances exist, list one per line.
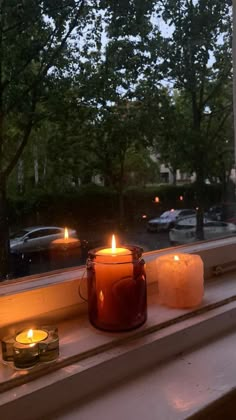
(164, 380), (206, 413)
(171, 397), (197, 412)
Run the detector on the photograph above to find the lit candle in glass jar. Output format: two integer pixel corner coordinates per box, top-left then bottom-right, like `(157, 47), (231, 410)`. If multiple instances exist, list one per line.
(13, 328), (48, 369)
(156, 253), (204, 308)
(86, 235), (147, 331)
(15, 329), (48, 344)
(1, 326), (59, 369)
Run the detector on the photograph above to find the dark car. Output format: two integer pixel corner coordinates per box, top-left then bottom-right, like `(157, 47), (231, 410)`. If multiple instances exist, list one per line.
(206, 204), (236, 223)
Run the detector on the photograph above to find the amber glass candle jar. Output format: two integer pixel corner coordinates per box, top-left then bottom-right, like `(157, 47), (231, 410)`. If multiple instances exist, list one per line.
(86, 245), (147, 331)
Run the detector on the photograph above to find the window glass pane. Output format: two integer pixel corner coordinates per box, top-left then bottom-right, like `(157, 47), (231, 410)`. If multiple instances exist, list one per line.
(0, 1), (235, 282)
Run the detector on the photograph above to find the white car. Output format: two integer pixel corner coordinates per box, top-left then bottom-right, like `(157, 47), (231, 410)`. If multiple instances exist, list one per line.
(10, 226), (78, 253)
(147, 209), (196, 232)
(169, 216), (236, 245)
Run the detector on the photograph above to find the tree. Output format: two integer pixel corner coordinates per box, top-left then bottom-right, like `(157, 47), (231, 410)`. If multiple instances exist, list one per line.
(0, 0), (86, 279)
(157, 0), (232, 238)
(124, 146), (160, 186)
(71, 0), (160, 225)
(233, 0), (236, 172)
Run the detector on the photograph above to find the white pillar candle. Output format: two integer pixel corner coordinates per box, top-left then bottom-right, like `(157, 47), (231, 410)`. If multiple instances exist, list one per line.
(156, 253), (204, 308)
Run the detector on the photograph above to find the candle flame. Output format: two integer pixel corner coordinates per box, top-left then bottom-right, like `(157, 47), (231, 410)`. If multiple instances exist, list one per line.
(111, 234), (116, 253)
(174, 255), (180, 261)
(27, 329), (33, 340)
(64, 227), (69, 239)
(99, 290), (104, 302)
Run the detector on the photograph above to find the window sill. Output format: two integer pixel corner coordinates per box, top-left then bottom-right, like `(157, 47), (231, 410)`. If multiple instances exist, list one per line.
(1, 272), (236, 418)
(1, 237), (236, 419)
(54, 312), (236, 420)
(2, 236), (236, 332)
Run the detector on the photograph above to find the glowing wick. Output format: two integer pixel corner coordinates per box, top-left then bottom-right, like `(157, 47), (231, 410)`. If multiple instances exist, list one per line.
(27, 329), (33, 341)
(111, 234), (116, 253)
(64, 227), (69, 240)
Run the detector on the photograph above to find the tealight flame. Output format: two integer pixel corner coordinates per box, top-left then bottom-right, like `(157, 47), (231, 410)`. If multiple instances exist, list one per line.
(27, 329), (33, 340)
(64, 227), (69, 240)
(174, 255), (180, 261)
(111, 234), (116, 253)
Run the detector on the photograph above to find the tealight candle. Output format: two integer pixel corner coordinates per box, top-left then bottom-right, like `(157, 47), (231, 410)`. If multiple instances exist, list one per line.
(14, 328), (48, 369)
(1, 326), (59, 369)
(15, 329), (48, 344)
(1, 335), (15, 362)
(86, 235), (147, 331)
(38, 326), (59, 362)
(156, 253), (204, 308)
(13, 342), (39, 369)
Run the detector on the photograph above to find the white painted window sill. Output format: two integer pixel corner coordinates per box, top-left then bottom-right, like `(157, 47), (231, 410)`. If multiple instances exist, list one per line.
(55, 314), (236, 420)
(1, 237), (236, 419)
(1, 274), (236, 419)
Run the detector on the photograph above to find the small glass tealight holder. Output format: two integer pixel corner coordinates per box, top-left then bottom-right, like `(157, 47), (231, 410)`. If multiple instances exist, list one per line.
(38, 326), (59, 362)
(13, 342), (39, 369)
(1, 335), (15, 363)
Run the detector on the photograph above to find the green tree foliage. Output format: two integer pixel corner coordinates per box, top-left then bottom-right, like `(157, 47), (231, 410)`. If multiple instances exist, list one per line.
(69, 0), (160, 224)
(0, 0), (234, 278)
(0, 0), (86, 278)
(156, 0), (233, 238)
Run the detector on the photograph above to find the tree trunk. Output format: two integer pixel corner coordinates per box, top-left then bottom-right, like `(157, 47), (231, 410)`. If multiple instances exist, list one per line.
(118, 158), (125, 228)
(17, 159), (24, 193)
(195, 172), (205, 241)
(170, 168), (177, 185)
(118, 188), (125, 228)
(43, 157), (47, 180)
(34, 145), (39, 185)
(233, 1), (236, 177)
(0, 179), (10, 280)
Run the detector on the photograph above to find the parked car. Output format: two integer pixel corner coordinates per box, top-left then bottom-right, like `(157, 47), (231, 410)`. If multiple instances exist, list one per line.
(206, 203), (236, 223)
(147, 209), (196, 232)
(10, 226), (78, 253)
(169, 216), (236, 245)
